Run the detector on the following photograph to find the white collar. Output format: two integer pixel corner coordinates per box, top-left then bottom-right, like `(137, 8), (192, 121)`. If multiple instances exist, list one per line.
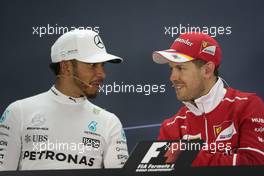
(48, 85), (87, 104)
(183, 77), (227, 116)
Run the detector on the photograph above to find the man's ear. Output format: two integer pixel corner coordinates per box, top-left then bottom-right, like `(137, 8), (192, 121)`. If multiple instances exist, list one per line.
(59, 60), (73, 75)
(202, 61), (215, 79)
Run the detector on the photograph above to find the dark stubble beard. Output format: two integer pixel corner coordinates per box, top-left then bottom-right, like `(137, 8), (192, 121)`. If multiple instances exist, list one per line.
(73, 78), (98, 99)
(72, 66), (98, 99)
(177, 80), (206, 103)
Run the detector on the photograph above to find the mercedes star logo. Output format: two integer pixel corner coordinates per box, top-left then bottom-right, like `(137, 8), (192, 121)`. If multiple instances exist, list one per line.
(94, 35), (105, 49)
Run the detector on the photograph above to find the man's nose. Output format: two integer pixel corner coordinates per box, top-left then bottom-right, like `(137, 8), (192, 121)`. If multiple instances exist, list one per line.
(96, 65), (106, 79)
(170, 69), (179, 82)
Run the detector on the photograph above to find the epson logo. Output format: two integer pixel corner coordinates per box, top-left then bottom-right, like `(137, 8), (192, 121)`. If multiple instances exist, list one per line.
(82, 137), (100, 149)
(175, 38), (193, 46)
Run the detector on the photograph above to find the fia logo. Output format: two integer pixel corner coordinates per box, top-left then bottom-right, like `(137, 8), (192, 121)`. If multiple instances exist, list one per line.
(88, 121), (98, 132)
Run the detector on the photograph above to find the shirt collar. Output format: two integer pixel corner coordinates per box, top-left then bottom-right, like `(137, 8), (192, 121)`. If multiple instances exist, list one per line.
(48, 85), (87, 104)
(183, 77), (227, 116)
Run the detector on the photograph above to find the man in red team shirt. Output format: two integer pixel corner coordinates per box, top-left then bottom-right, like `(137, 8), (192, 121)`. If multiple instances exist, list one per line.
(152, 32), (264, 166)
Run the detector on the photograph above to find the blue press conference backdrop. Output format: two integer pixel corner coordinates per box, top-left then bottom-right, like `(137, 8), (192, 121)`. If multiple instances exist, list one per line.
(0, 0), (263, 151)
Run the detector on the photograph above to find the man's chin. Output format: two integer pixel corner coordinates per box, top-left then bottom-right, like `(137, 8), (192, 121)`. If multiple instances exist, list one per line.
(82, 88), (99, 99)
(85, 92), (98, 99)
(176, 94), (188, 102)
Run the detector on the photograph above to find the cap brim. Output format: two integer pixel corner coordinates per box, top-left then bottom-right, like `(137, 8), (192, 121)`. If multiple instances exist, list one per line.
(152, 49), (194, 64)
(78, 52), (123, 64)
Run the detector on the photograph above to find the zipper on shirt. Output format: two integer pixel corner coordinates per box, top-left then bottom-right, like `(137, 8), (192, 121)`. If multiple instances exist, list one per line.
(204, 115), (209, 143)
(201, 104), (209, 143)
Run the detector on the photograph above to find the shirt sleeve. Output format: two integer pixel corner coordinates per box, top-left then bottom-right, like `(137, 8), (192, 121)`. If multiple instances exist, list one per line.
(158, 115), (183, 140)
(0, 101), (22, 170)
(158, 121), (171, 140)
(103, 114), (129, 168)
(192, 95), (264, 166)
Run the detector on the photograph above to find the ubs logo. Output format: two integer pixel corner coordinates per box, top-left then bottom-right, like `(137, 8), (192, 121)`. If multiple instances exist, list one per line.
(25, 134), (48, 143)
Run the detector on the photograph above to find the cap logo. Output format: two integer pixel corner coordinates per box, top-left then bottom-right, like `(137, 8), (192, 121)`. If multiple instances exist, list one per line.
(175, 38), (193, 46)
(59, 49), (78, 58)
(200, 41), (216, 56)
(94, 35), (105, 49)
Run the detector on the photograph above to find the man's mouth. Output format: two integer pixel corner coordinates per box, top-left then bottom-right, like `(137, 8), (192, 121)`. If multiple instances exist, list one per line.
(173, 84), (185, 92)
(90, 80), (103, 87)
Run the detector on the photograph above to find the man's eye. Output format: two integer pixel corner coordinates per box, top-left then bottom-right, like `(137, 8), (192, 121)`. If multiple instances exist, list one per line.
(88, 63), (104, 68)
(176, 66), (183, 70)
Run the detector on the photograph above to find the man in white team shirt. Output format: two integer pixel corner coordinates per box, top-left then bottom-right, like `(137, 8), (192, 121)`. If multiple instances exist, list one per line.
(0, 29), (128, 170)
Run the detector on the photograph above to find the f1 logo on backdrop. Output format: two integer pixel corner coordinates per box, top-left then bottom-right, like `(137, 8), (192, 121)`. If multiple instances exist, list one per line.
(141, 142), (167, 163)
(137, 142), (178, 172)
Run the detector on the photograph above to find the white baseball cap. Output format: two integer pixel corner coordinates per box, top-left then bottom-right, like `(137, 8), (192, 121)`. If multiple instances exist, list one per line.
(51, 29), (123, 64)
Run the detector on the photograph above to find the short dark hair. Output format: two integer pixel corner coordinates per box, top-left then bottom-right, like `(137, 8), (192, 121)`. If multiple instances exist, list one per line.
(49, 63), (60, 75)
(49, 60), (78, 75)
(192, 59), (219, 77)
